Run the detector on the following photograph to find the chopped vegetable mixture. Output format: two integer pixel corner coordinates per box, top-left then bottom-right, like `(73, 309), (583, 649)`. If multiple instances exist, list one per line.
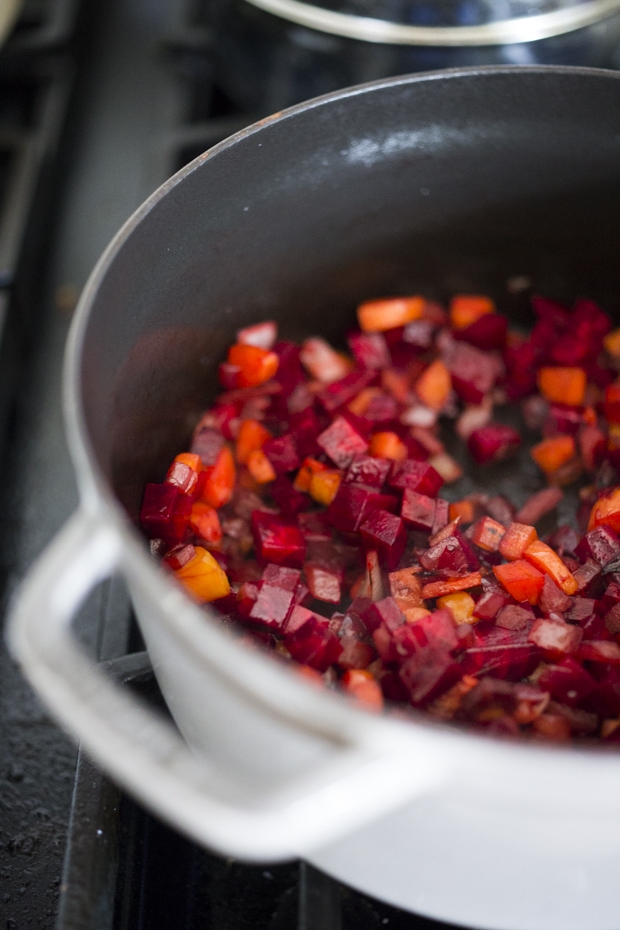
(140, 294), (620, 744)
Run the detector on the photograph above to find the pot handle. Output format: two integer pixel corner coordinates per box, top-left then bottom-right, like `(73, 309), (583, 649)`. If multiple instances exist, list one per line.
(7, 506), (444, 861)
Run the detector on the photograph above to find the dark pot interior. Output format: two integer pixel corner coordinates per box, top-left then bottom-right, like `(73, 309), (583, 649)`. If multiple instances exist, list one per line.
(73, 67), (620, 523)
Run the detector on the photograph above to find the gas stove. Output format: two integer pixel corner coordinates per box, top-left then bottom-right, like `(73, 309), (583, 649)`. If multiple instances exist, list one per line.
(1, 1), (619, 928)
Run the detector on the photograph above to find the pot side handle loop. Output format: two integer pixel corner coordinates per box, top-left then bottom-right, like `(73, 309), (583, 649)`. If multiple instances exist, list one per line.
(7, 507), (443, 861)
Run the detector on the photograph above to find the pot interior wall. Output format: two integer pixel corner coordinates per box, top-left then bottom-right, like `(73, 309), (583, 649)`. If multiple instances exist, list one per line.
(72, 68), (620, 518)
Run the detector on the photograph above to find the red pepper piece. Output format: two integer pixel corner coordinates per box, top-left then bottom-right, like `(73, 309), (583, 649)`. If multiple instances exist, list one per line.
(317, 415), (369, 468)
(251, 511), (306, 567)
(493, 560), (545, 604)
(199, 446), (236, 508)
(190, 502), (223, 545)
(227, 343), (279, 388)
(140, 483), (192, 545)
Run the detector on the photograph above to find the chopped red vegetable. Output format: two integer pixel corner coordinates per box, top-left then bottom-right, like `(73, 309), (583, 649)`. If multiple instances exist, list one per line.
(140, 293), (620, 744)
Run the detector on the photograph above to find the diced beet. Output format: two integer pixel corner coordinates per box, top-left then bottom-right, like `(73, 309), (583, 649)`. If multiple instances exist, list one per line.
(538, 657), (597, 707)
(270, 475), (309, 516)
(453, 313), (508, 350)
(317, 415), (369, 468)
(403, 319), (434, 349)
(284, 610), (343, 671)
(545, 525), (580, 558)
(399, 648), (462, 706)
(401, 489), (435, 532)
(251, 511), (306, 567)
(514, 487), (563, 526)
(527, 617), (582, 657)
(344, 454), (392, 489)
(474, 588), (511, 621)
(304, 562), (342, 604)
(583, 669), (620, 717)
(236, 581), (260, 617)
(539, 575), (573, 615)
(327, 484), (397, 533)
(463, 627), (541, 680)
(347, 331), (391, 370)
(468, 424), (521, 465)
(575, 525), (620, 567)
(599, 580), (620, 613)
(140, 483), (192, 545)
(249, 566), (301, 629)
(448, 343), (497, 404)
(407, 608), (459, 653)
(546, 701), (598, 736)
(360, 510), (407, 570)
(162, 543), (196, 570)
(337, 627), (375, 670)
(431, 498), (450, 536)
(576, 640), (620, 664)
(572, 559), (603, 596)
(317, 369), (375, 414)
(297, 511), (332, 541)
(495, 605), (534, 631)
(361, 597), (405, 634)
(565, 597), (597, 624)
(272, 340), (305, 392)
(460, 677), (519, 719)
(542, 403), (583, 438)
(289, 408), (323, 458)
(166, 462), (198, 497)
(419, 531), (480, 574)
(604, 603), (620, 634)
(190, 424), (226, 465)
(262, 433), (301, 474)
(389, 460), (444, 497)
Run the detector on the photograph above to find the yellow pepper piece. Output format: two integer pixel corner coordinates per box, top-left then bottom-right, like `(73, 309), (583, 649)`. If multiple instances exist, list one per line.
(175, 546), (230, 602)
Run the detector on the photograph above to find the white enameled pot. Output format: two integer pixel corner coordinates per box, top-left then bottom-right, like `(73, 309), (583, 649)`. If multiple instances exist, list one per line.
(8, 67), (620, 930)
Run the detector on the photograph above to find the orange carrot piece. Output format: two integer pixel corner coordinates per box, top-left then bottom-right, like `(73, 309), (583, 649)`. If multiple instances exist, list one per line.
(530, 435), (576, 474)
(341, 670), (384, 711)
(357, 296), (425, 333)
(604, 328), (620, 358)
(227, 343), (279, 388)
(498, 522), (538, 561)
(174, 546), (230, 602)
(368, 431), (408, 461)
(588, 486), (620, 533)
(421, 572), (482, 599)
(246, 449), (277, 484)
(235, 418), (272, 464)
(199, 446), (236, 507)
(448, 500), (476, 525)
(523, 540), (578, 595)
(415, 359), (452, 411)
(449, 294), (495, 330)
(470, 516), (505, 552)
(294, 456), (326, 492)
(381, 368), (410, 402)
(347, 387), (381, 416)
(532, 713), (571, 742)
(297, 665), (324, 686)
(493, 560), (545, 604)
(537, 366), (587, 406)
(309, 469), (342, 506)
(174, 452), (202, 472)
(189, 502), (223, 545)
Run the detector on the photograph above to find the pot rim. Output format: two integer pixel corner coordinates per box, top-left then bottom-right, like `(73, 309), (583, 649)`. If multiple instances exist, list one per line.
(242, 0), (620, 46)
(63, 65), (620, 785)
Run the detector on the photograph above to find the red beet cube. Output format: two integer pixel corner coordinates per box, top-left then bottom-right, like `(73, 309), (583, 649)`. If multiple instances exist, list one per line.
(453, 313), (508, 350)
(565, 597), (597, 624)
(344, 454), (392, 489)
(538, 657), (596, 707)
(317, 415), (369, 468)
(431, 498), (450, 536)
(360, 510), (407, 570)
(251, 511), (306, 567)
(284, 610), (343, 671)
(495, 605), (534, 631)
(419, 531), (480, 573)
(304, 562), (342, 604)
(361, 596), (405, 634)
(317, 369), (375, 414)
(474, 587), (511, 621)
(575, 525), (620, 567)
(162, 543), (196, 570)
(527, 617), (582, 657)
(297, 511), (332, 542)
(576, 640), (620, 665)
(468, 424), (521, 465)
(539, 575), (573, 615)
(448, 343), (497, 405)
(347, 331), (391, 370)
(236, 581), (260, 617)
(191, 426), (226, 466)
(399, 648), (461, 706)
(140, 483), (192, 545)
(270, 475), (309, 516)
(249, 566), (301, 629)
(262, 433), (301, 474)
(336, 613), (375, 670)
(327, 484), (397, 533)
(165, 462), (199, 497)
(407, 608), (459, 652)
(401, 489), (436, 532)
(485, 495), (515, 527)
(464, 627), (540, 680)
(389, 460), (443, 497)
(273, 341), (305, 390)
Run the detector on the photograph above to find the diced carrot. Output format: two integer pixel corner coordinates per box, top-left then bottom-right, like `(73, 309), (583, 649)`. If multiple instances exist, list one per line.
(297, 665), (324, 686)
(449, 294), (495, 330)
(530, 435), (576, 474)
(357, 296), (425, 333)
(470, 516), (505, 552)
(381, 368), (410, 402)
(532, 713), (571, 742)
(415, 359), (452, 411)
(190, 502), (223, 545)
(235, 418), (272, 465)
(309, 469), (342, 506)
(246, 449), (277, 484)
(604, 383), (620, 424)
(523, 540), (578, 595)
(498, 522), (538, 561)
(588, 486), (620, 533)
(174, 452), (202, 472)
(341, 670), (384, 711)
(493, 560), (545, 604)
(437, 591), (476, 624)
(294, 456), (326, 492)
(227, 343), (279, 388)
(537, 367), (587, 406)
(404, 607), (431, 623)
(604, 327), (620, 358)
(448, 499), (476, 525)
(174, 546), (230, 602)
(347, 387), (381, 416)
(368, 431), (408, 461)
(421, 572), (482, 599)
(199, 446), (236, 507)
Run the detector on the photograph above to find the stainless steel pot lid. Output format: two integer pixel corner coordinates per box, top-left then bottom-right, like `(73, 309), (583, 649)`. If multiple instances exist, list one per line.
(241, 0), (620, 44)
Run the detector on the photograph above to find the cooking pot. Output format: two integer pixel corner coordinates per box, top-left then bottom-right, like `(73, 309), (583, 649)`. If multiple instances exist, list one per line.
(8, 67), (620, 930)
